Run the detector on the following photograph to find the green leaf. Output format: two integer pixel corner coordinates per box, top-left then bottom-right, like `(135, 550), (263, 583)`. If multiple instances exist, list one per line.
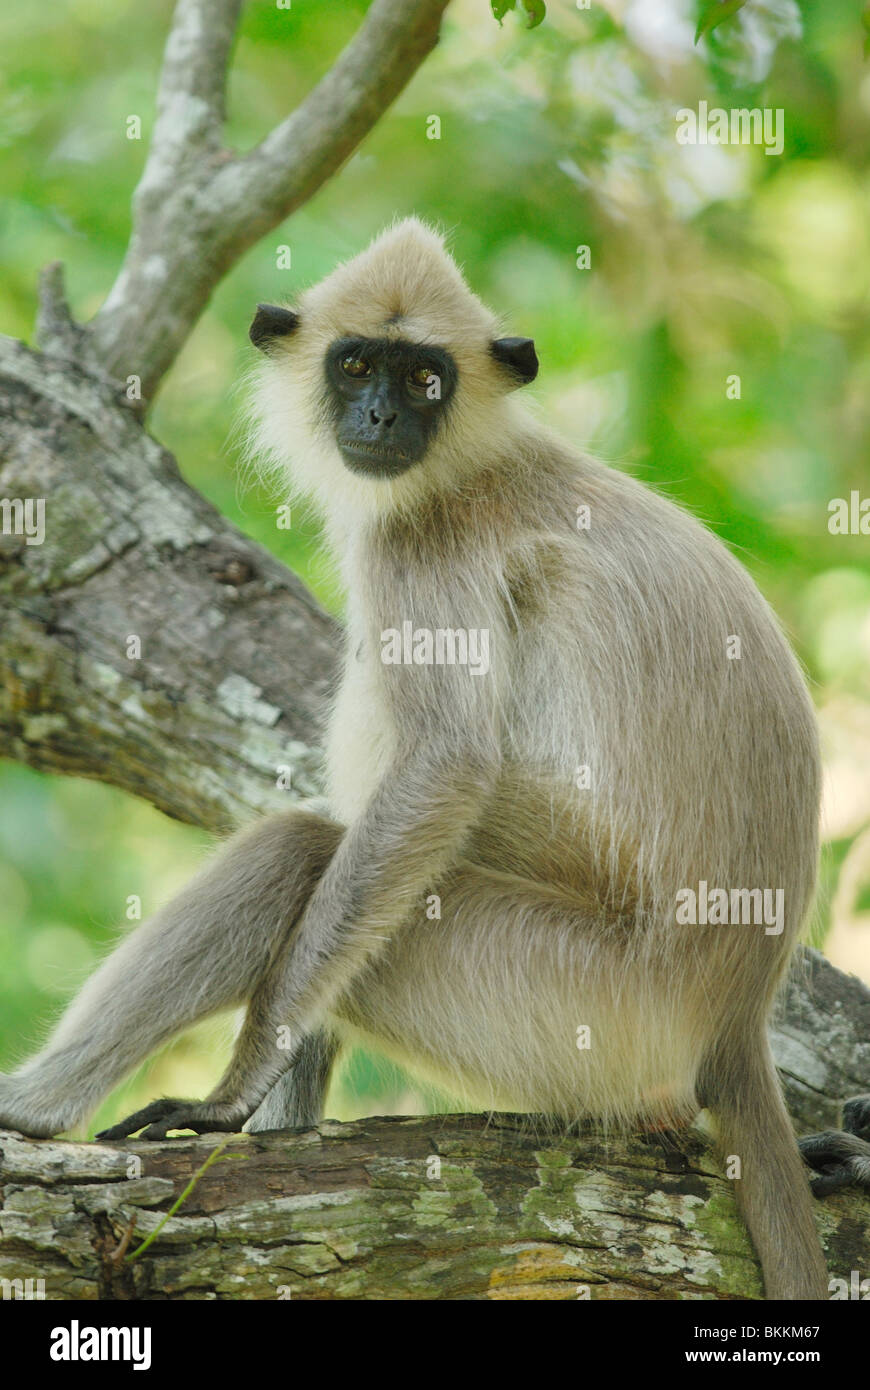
(694, 0), (749, 45)
(490, 0), (515, 24)
(519, 0), (546, 27)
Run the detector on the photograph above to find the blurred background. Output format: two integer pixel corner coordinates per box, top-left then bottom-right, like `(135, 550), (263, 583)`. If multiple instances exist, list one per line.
(1, 0), (868, 1134)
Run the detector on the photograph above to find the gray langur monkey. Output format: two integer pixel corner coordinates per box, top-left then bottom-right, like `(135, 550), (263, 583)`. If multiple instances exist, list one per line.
(0, 219), (866, 1301)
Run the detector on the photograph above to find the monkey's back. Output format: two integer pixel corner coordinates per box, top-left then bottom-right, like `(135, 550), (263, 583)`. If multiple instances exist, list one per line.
(491, 437), (820, 939)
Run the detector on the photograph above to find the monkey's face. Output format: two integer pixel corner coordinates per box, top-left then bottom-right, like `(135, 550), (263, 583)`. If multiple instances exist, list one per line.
(322, 336), (457, 478)
(246, 220), (539, 510)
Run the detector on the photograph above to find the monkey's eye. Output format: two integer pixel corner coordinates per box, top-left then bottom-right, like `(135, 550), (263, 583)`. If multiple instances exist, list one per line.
(408, 364), (437, 389)
(340, 354), (372, 379)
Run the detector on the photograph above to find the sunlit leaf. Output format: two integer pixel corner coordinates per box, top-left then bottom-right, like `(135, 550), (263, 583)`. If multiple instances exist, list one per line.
(490, 0), (544, 29)
(519, 0), (546, 28)
(490, 0), (515, 25)
(694, 0), (749, 44)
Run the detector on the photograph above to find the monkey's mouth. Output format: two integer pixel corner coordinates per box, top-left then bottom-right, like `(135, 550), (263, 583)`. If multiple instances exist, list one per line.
(338, 440), (417, 478)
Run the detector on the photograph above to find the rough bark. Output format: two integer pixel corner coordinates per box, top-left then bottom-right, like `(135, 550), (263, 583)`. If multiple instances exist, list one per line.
(0, 333), (336, 832)
(0, 949), (867, 1301)
(774, 948), (870, 1135)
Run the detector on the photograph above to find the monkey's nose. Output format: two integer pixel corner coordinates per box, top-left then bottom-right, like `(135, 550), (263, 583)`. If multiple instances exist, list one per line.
(370, 407), (397, 427)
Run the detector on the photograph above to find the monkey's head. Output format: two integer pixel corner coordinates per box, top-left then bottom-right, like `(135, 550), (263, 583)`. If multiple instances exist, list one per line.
(246, 219), (538, 516)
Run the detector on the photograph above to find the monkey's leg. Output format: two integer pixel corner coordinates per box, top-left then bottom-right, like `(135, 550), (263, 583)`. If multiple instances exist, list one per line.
(103, 1024), (342, 1142)
(335, 871), (830, 1301)
(98, 916), (345, 1141)
(244, 1029), (340, 1132)
(701, 1038), (829, 1300)
(100, 751), (498, 1141)
(0, 811), (341, 1139)
(334, 863), (705, 1125)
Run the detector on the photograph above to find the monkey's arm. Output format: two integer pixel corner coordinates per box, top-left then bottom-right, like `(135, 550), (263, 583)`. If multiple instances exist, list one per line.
(98, 556), (511, 1141)
(99, 738), (498, 1140)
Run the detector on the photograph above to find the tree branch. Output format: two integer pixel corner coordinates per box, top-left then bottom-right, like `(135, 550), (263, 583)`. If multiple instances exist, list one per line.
(1, 1102), (866, 1301)
(146, 0), (242, 166)
(87, 0), (451, 403)
(0, 335), (336, 832)
(214, 0), (451, 246)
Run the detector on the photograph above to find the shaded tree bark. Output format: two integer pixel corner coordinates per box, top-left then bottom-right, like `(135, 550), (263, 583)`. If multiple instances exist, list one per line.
(0, 333), (334, 831)
(1, 1096), (867, 1301)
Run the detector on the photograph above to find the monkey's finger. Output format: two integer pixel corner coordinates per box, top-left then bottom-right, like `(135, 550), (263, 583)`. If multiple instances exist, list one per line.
(798, 1129), (859, 1171)
(799, 1129), (870, 1195)
(96, 1097), (191, 1140)
(139, 1107), (246, 1141)
(809, 1167), (855, 1198)
(139, 1116), (199, 1141)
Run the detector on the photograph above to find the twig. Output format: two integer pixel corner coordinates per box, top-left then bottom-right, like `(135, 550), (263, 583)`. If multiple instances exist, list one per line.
(125, 1138), (248, 1263)
(88, 0), (451, 403)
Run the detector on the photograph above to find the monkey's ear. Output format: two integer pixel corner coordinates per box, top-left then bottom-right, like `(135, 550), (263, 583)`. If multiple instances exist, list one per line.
(249, 304), (300, 352)
(490, 337), (539, 386)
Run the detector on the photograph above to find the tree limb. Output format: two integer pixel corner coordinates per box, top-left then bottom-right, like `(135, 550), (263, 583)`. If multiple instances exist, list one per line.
(0, 334), (336, 832)
(146, 0), (242, 163)
(0, 1105), (866, 1300)
(86, 0), (451, 403)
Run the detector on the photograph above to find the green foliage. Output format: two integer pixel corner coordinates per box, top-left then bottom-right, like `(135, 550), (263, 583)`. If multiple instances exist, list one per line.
(1, 0), (868, 1129)
(490, 0), (546, 30)
(695, 1), (749, 45)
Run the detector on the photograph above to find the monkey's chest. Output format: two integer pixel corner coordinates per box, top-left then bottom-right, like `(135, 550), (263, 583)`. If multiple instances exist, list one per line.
(324, 650), (396, 822)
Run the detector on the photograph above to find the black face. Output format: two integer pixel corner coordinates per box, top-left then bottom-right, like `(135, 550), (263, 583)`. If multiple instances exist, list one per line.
(323, 337), (458, 479)
(249, 303), (538, 480)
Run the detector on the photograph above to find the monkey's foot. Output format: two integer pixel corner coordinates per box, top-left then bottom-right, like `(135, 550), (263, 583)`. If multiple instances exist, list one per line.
(843, 1093), (870, 1141)
(96, 1098), (248, 1142)
(799, 1128), (870, 1197)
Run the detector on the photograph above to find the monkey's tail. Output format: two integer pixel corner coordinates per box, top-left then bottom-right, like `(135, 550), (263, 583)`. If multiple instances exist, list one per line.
(703, 1035), (828, 1300)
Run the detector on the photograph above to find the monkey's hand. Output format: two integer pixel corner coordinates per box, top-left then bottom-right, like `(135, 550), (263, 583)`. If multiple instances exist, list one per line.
(96, 1097), (249, 1143)
(799, 1104), (870, 1197)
